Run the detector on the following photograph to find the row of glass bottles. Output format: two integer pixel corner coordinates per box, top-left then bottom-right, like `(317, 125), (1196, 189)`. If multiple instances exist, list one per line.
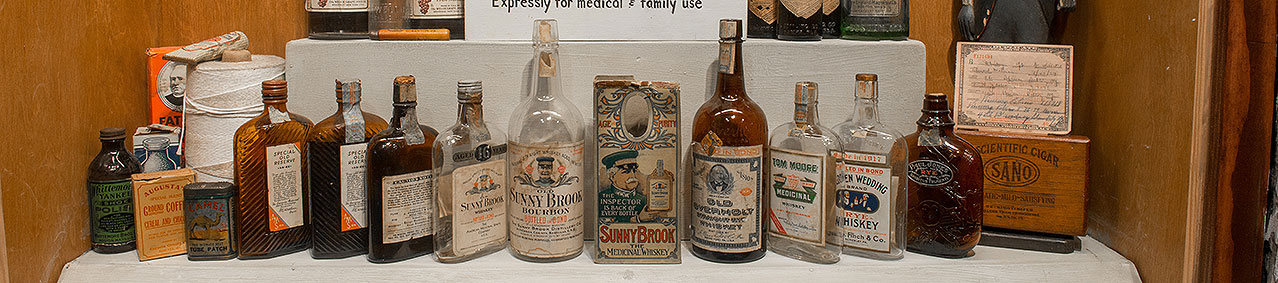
(309, 0), (464, 40)
(228, 18), (981, 264)
(748, 0), (909, 40)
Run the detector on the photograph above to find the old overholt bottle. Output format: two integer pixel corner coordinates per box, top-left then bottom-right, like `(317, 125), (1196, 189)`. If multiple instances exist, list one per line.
(433, 81), (509, 263)
(307, 79), (389, 259)
(233, 80), (314, 259)
(689, 19), (769, 263)
(307, 0), (370, 39)
(903, 93), (983, 258)
(506, 20), (586, 263)
(366, 76), (438, 263)
(777, 0), (823, 40)
(87, 127), (142, 254)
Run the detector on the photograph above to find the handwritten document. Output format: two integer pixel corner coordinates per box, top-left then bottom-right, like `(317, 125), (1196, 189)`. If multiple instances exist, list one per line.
(954, 42), (1073, 135)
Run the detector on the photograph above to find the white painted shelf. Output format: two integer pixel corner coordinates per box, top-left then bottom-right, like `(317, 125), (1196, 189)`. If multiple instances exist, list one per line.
(60, 237), (1138, 282)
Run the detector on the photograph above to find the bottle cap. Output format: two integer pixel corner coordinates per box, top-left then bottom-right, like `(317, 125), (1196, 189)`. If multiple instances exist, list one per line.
(855, 73), (878, 99)
(336, 79), (362, 103)
(261, 80), (288, 99)
(393, 76), (417, 103)
(794, 81), (818, 104)
(534, 19), (559, 44)
(458, 80), (483, 102)
(720, 19), (742, 39)
(99, 128), (126, 140)
(184, 182), (237, 198)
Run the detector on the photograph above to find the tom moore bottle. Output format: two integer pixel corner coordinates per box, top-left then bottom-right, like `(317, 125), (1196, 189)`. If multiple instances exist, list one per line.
(88, 127), (142, 254)
(904, 93), (982, 258)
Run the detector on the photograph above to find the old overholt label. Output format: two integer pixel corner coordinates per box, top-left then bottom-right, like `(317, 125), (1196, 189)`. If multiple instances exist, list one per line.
(593, 76), (680, 264)
(956, 130), (1089, 236)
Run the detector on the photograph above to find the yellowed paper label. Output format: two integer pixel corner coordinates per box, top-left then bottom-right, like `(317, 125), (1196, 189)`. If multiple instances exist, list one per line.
(780, 0), (821, 19)
(508, 141), (585, 258)
(954, 42), (1074, 135)
(451, 160), (508, 257)
(690, 144), (764, 253)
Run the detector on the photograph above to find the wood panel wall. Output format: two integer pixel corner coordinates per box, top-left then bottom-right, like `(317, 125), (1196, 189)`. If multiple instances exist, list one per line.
(1058, 0), (1203, 282)
(0, 1), (304, 282)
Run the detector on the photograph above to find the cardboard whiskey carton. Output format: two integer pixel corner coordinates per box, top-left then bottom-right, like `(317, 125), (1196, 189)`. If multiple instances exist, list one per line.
(593, 76), (680, 264)
(957, 130), (1089, 236)
(131, 168), (195, 260)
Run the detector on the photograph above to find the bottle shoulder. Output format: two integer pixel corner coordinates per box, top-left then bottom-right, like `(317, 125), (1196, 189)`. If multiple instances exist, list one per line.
(88, 150), (141, 181)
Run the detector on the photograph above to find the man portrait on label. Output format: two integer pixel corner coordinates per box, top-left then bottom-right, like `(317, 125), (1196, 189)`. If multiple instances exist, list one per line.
(598, 151), (663, 223)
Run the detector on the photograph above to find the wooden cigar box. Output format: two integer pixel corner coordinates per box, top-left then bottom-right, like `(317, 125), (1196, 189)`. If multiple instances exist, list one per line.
(957, 130), (1089, 236)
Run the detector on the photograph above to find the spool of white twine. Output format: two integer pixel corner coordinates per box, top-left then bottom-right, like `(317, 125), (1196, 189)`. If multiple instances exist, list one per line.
(183, 54), (285, 183)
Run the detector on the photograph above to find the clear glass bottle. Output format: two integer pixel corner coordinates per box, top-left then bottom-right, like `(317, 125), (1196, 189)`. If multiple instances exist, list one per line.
(87, 127), (142, 254)
(140, 136), (177, 173)
(689, 19), (769, 264)
(368, 0), (406, 39)
(406, 0), (466, 39)
(831, 74), (907, 260)
(366, 76), (439, 263)
(307, 79), (389, 259)
(434, 80), (509, 263)
(766, 82), (841, 264)
(904, 93), (983, 258)
(307, 0), (370, 39)
(233, 80), (314, 259)
(506, 19), (586, 263)
(841, 0), (908, 40)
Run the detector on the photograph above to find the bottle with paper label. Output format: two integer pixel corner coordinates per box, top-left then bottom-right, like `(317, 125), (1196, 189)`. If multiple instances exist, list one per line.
(87, 127), (142, 254)
(904, 93), (983, 258)
(766, 82), (841, 264)
(434, 80), (509, 263)
(506, 19), (587, 263)
(366, 76), (439, 263)
(233, 80), (314, 259)
(831, 74), (907, 260)
(778, 0), (823, 40)
(307, 79), (389, 259)
(841, 0), (908, 40)
(308, 0), (370, 39)
(689, 19), (769, 263)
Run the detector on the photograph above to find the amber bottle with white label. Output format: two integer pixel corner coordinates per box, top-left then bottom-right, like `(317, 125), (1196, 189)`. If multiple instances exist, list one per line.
(904, 93), (983, 258)
(233, 80), (314, 259)
(307, 79), (389, 259)
(366, 76), (439, 263)
(688, 19), (769, 263)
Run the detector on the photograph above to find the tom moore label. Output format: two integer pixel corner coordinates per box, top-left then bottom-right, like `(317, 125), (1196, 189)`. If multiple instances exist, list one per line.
(469, 0), (744, 40)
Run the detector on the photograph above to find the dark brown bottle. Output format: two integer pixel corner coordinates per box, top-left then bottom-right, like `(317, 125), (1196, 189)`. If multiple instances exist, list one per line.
(903, 93), (983, 258)
(688, 19), (769, 263)
(87, 128), (142, 254)
(747, 0), (777, 38)
(366, 76), (439, 263)
(406, 0), (465, 40)
(777, 0), (822, 40)
(819, 0), (843, 38)
(308, 0), (370, 39)
(308, 79), (390, 259)
(233, 80), (314, 259)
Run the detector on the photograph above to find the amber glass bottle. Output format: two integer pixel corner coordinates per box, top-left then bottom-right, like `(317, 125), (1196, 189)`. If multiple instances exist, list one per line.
(233, 80), (314, 259)
(777, 0), (822, 40)
(87, 128), (142, 254)
(903, 93), (983, 258)
(366, 76), (439, 263)
(688, 19), (769, 263)
(308, 79), (389, 259)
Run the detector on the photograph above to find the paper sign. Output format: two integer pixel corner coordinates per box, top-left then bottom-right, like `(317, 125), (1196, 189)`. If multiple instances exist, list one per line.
(954, 42), (1074, 135)
(466, 0), (744, 40)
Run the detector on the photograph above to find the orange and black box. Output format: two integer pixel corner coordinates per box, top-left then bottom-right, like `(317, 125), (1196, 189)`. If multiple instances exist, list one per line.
(147, 47), (186, 127)
(957, 130), (1090, 236)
